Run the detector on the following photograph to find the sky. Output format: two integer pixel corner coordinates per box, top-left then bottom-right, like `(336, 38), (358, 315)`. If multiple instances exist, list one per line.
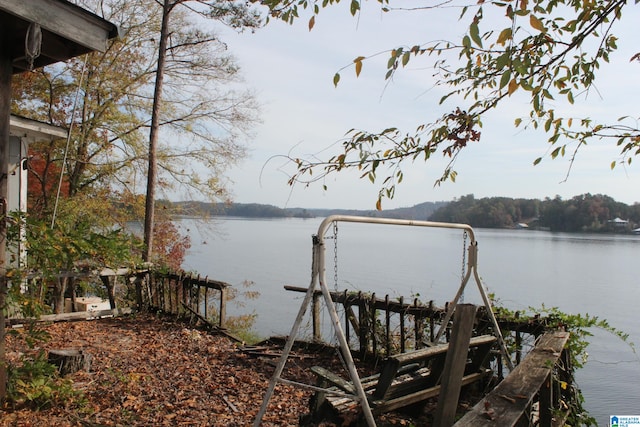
(214, 2), (640, 210)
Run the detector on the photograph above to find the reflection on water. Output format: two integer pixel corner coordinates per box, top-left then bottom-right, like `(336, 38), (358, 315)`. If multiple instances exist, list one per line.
(180, 217), (640, 424)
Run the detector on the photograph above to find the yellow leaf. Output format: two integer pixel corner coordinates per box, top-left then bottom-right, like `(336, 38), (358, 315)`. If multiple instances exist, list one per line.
(530, 15), (545, 32)
(376, 199), (382, 211)
(308, 15), (315, 31)
(496, 28), (512, 45)
(508, 78), (519, 95)
(355, 58), (363, 77)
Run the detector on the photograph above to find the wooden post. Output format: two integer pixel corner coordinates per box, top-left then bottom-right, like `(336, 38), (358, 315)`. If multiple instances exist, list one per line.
(444, 301), (451, 342)
(429, 300), (435, 343)
(195, 281), (201, 316)
(515, 311), (522, 365)
(100, 275), (117, 309)
(180, 274), (187, 314)
(69, 277), (77, 312)
(218, 286), (227, 329)
(370, 293), (377, 356)
(0, 30), (11, 403)
(134, 272), (144, 310)
(399, 296), (406, 353)
(157, 275), (164, 310)
(433, 303), (477, 427)
(169, 275), (174, 313)
(385, 295), (391, 356)
(414, 298), (423, 349)
(204, 286), (208, 320)
(539, 373), (553, 426)
(174, 275), (179, 314)
(358, 291), (367, 359)
(312, 291), (320, 341)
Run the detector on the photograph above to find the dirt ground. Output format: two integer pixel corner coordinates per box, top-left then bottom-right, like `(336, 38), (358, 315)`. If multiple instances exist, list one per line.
(1, 313), (431, 426)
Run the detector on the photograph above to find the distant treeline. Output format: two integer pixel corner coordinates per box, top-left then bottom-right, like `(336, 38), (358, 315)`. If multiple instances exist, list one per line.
(169, 200), (448, 221)
(429, 194), (640, 232)
(167, 193), (640, 232)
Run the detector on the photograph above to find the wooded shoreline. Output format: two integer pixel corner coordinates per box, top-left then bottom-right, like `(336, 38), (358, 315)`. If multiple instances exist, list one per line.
(169, 193), (640, 233)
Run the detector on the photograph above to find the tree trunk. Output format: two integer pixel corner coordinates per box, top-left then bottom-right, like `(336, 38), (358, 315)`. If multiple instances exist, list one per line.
(53, 276), (68, 314)
(143, 0), (172, 263)
(48, 349), (92, 376)
(100, 275), (117, 309)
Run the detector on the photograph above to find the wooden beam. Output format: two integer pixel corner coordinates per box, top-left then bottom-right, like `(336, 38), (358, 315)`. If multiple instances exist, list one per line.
(0, 0), (118, 53)
(8, 307), (132, 325)
(454, 331), (570, 427)
(433, 304), (477, 427)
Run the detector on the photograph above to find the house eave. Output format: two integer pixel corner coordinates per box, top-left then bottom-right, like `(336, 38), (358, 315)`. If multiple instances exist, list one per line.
(9, 114), (68, 141)
(0, 0), (119, 74)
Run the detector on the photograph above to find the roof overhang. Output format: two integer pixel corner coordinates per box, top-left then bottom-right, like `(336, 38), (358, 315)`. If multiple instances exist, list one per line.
(9, 114), (68, 141)
(0, 0), (119, 73)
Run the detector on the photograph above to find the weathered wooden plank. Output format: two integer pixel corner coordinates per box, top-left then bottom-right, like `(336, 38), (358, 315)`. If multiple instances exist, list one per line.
(373, 357), (401, 400)
(375, 370), (489, 414)
(311, 366), (356, 395)
(8, 307), (132, 325)
(310, 333), (497, 422)
(373, 334), (496, 402)
(433, 304), (477, 426)
(454, 331), (570, 427)
(395, 334), (496, 366)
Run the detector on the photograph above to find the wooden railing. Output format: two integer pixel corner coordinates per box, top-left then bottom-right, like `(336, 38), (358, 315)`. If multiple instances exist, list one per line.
(285, 285), (546, 363)
(148, 272), (229, 330)
(8, 269), (230, 330)
(285, 285), (450, 358)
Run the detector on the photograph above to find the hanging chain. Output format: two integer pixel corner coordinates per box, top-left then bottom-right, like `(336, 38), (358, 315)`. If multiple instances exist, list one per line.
(460, 231), (468, 303)
(333, 221), (339, 292)
(330, 221), (346, 365)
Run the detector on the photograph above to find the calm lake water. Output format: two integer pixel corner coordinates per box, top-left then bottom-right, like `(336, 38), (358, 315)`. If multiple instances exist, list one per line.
(180, 216), (640, 425)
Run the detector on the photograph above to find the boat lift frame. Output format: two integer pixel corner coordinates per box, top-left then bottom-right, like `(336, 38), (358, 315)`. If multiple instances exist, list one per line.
(253, 215), (513, 427)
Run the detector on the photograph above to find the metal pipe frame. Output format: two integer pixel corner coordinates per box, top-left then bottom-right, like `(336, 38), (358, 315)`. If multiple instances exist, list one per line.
(253, 215), (512, 427)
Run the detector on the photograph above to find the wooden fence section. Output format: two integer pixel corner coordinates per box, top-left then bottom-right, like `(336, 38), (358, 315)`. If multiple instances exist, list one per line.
(454, 331), (573, 427)
(285, 285), (546, 362)
(148, 272), (229, 329)
(285, 285), (450, 358)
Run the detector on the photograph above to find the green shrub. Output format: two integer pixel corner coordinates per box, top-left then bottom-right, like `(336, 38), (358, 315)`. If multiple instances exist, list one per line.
(6, 350), (85, 410)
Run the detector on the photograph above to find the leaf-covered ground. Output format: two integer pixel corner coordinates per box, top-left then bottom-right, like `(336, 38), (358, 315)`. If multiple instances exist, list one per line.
(2, 313), (431, 426)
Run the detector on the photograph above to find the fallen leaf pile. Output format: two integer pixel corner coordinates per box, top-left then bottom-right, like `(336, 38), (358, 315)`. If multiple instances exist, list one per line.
(1, 313), (445, 426)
